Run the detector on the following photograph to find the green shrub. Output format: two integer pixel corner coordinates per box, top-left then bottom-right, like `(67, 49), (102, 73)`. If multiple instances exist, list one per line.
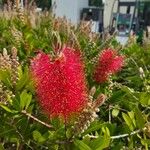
(0, 7), (150, 150)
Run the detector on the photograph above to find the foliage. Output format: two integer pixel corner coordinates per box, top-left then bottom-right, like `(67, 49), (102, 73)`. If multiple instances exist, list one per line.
(0, 6), (150, 150)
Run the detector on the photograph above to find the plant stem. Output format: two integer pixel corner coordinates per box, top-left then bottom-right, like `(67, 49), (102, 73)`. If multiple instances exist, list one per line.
(109, 105), (111, 123)
(21, 110), (54, 129)
(86, 127), (146, 140)
(111, 129), (145, 139)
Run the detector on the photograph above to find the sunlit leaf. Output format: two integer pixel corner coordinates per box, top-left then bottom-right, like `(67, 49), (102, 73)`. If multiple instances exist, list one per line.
(33, 130), (46, 143)
(134, 107), (145, 129)
(122, 112), (134, 131)
(74, 140), (91, 150)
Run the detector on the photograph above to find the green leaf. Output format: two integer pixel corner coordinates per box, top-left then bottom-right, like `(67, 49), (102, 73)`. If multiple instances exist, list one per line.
(90, 127), (110, 150)
(110, 90), (125, 103)
(122, 112), (134, 131)
(0, 144), (5, 150)
(95, 135), (110, 150)
(0, 69), (12, 88)
(128, 111), (136, 127)
(82, 136), (91, 144)
(121, 86), (134, 94)
(0, 104), (13, 113)
(0, 129), (16, 137)
(82, 122), (103, 136)
(18, 66), (23, 79)
(47, 131), (55, 140)
(121, 86), (138, 101)
(74, 140), (91, 150)
(111, 142), (123, 150)
(52, 126), (65, 139)
(16, 66), (30, 91)
(33, 130), (46, 143)
(140, 92), (150, 106)
(141, 139), (150, 145)
(66, 128), (73, 139)
(112, 108), (119, 117)
(25, 94), (32, 110)
(89, 137), (102, 150)
(134, 107), (145, 128)
(12, 96), (21, 111)
(102, 127), (110, 136)
(20, 90), (32, 110)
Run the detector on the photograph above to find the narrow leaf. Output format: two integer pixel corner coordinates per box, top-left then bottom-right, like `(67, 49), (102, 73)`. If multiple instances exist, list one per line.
(134, 108), (145, 129)
(74, 140), (91, 150)
(122, 112), (134, 131)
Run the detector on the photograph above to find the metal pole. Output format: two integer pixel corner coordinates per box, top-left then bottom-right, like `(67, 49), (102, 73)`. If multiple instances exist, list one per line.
(109, 0), (118, 31)
(129, 0), (138, 34)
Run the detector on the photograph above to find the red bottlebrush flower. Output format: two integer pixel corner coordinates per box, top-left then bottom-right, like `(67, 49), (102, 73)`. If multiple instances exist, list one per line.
(31, 47), (88, 120)
(94, 49), (124, 83)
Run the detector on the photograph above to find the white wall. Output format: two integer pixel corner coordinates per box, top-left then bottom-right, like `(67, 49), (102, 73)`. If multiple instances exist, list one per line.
(52, 0), (136, 29)
(77, 0), (89, 22)
(52, 0), (88, 24)
(103, 0), (118, 28)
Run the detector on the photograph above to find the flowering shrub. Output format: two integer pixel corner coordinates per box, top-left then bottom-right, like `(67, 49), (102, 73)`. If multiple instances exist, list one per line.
(0, 5), (150, 150)
(31, 47), (88, 120)
(94, 48), (124, 83)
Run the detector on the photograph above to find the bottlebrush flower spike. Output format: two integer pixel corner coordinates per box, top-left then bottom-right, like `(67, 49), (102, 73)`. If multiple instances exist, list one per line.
(94, 48), (124, 83)
(31, 47), (88, 120)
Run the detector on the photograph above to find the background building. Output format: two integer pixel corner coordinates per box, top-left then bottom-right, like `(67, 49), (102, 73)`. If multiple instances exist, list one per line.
(103, 0), (138, 28)
(52, 0), (89, 24)
(52, 0), (103, 32)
